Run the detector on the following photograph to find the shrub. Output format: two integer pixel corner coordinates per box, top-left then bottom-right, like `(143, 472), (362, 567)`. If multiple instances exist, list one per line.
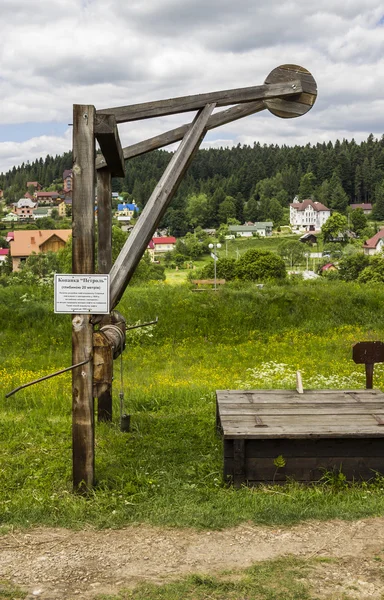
(235, 249), (286, 282)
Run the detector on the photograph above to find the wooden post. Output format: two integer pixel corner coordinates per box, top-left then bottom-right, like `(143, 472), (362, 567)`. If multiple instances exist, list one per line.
(72, 104), (96, 492)
(96, 168), (113, 422)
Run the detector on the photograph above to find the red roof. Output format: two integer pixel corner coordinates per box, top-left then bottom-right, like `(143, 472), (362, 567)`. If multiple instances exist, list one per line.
(290, 199), (329, 212)
(152, 237), (176, 244)
(0, 249), (9, 256)
(321, 263), (336, 271)
(363, 229), (384, 249)
(6, 232), (14, 241)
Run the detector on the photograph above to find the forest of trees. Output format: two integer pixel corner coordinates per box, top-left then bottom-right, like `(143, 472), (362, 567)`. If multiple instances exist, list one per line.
(2, 134), (384, 236)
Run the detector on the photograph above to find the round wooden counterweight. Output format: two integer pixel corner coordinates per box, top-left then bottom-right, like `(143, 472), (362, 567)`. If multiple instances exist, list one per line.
(264, 64), (317, 119)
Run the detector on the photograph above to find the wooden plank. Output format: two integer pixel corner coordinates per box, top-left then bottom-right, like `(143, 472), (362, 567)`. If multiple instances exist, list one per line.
(218, 403), (384, 415)
(353, 341), (384, 364)
(225, 457), (383, 483)
(223, 429), (384, 439)
(109, 103), (215, 308)
(216, 390), (384, 404)
(97, 81), (302, 124)
(296, 371), (304, 394)
(72, 104), (96, 493)
(224, 437), (384, 459)
(217, 389), (383, 396)
(95, 100), (266, 166)
(95, 114), (125, 177)
(233, 439), (245, 488)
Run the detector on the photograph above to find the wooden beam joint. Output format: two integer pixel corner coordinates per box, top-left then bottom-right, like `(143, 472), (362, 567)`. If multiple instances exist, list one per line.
(95, 113), (125, 177)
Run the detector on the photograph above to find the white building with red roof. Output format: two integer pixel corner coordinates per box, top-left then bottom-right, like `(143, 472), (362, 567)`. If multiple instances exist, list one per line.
(0, 248), (9, 264)
(147, 236), (176, 260)
(363, 229), (384, 255)
(289, 199), (331, 231)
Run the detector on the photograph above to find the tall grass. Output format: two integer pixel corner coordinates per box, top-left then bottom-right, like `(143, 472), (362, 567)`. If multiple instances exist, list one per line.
(2, 280), (384, 530)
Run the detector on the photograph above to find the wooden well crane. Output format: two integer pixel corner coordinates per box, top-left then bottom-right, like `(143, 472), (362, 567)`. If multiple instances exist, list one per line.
(71, 64), (317, 492)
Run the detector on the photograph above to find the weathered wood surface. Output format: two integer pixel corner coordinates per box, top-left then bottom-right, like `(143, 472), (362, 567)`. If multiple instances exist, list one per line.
(109, 103), (215, 308)
(353, 341), (384, 389)
(72, 104), (96, 492)
(96, 168), (113, 422)
(191, 279), (226, 286)
(95, 100), (266, 167)
(224, 437), (384, 458)
(217, 389), (382, 403)
(264, 64), (317, 118)
(97, 81), (302, 124)
(97, 168), (112, 274)
(95, 114), (125, 176)
(218, 389), (384, 483)
(216, 390), (384, 439)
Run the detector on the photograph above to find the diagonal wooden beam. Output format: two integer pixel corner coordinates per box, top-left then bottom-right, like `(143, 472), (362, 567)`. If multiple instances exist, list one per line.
(109, 103), (215, 308)
(95, 100), (266, 168)
(95, 113), (125, 177)
(97, 80), (302, 124)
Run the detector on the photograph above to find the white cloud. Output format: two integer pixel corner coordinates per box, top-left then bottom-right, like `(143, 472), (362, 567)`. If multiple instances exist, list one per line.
(1, 0), (384, 172)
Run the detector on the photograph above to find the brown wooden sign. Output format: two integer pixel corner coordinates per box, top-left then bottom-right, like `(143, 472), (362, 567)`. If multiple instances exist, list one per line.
(353, 341), (384, 365)
(353, 341), (384, 390)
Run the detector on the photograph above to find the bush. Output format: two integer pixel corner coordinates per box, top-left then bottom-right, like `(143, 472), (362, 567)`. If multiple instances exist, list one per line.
(235, 248), (286, 282)
(200, 257), (237, 281)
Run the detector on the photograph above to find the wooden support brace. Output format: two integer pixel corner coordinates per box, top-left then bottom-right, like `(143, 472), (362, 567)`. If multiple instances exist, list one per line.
(95, 100), (266, 167)
(109, 103), (215, 308)
(95, 113), (125, 176)
(97, 80), (302, 123)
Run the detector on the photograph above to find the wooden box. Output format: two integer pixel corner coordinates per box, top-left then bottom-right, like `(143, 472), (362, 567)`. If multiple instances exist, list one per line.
(216, 389), (384, 486)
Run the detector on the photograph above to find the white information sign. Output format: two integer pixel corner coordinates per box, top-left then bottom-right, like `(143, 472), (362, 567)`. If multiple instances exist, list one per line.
(54, 274), (110, 314)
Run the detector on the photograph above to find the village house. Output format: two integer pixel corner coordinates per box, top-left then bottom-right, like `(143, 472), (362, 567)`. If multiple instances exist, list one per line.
(63, 170), (73, 193)
(9, 229), (71, 271)
(350, 203), (372, 215)
(35, 191), (61, 205)
(0, 248), (9, 264)
(2, 212), (19, 223)
(13, 198), (37, 220)
(115, 202), (139, 221)
(26, 181), (42, 192)
(363, 229), (384, 255)
(228, 222), (273, 237)
(147, 236), (176, 260)
(32, 207), (52, 220)
(289, 199), (330, 231)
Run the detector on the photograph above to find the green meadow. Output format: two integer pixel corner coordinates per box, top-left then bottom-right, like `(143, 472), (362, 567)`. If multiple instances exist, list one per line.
(1, 280), (384, 531)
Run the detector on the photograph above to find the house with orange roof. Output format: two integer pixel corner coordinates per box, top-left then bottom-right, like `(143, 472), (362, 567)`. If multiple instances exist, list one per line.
(9, 229), (71, 271)
(363, 229), (384, 256)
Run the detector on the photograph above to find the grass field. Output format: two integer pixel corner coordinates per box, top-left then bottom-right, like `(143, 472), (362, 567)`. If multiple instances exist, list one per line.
(2, 280), (384, 531)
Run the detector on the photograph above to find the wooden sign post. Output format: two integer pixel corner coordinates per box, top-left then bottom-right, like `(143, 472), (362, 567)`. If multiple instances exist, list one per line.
(71, 65), (317, 491)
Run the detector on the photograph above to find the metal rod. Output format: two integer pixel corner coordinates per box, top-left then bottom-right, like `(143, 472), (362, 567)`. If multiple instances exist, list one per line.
(6, 358), (91, 398)
(126, 317), (158, 331)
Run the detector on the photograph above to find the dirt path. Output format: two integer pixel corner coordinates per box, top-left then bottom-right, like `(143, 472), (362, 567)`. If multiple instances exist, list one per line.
(1, 517), (384, 599)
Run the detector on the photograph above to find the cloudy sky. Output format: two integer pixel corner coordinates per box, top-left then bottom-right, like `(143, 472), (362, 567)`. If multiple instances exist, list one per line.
(1, 0), (384, 174)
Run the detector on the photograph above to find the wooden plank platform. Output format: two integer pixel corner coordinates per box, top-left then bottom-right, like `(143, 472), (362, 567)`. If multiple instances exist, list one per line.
(216, 389), (384, 486)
